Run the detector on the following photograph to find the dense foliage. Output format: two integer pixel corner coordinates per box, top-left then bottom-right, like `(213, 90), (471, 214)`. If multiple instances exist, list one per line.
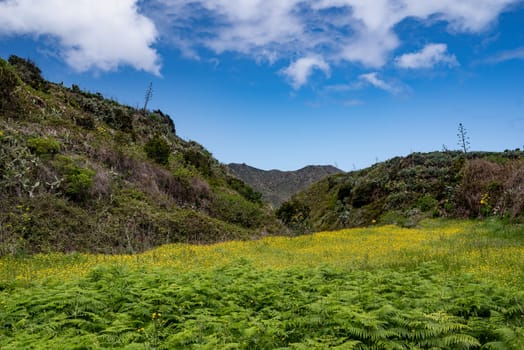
(1, 220), (523, 349)
(280, 151), (524, 233)
(0, 56), (279, 255)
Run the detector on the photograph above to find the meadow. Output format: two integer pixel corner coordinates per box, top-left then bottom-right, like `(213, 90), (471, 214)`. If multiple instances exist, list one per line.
(1, 219), (523, 349)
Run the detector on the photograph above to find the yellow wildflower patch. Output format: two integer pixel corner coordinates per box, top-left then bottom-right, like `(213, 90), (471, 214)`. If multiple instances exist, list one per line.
(1, 219), (522, 287)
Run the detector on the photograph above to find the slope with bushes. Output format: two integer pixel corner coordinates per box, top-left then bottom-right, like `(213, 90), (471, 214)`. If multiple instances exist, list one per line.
(277, 151), (524, 232)
(0, 56), (281, 255)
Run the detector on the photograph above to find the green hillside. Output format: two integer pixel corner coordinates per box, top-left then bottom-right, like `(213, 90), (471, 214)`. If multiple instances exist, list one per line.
(277, 151), (524, 233)
(0, 56), (281, 255)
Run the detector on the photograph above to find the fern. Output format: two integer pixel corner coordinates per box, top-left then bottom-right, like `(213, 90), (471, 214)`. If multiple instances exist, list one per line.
(1, 255), (523, 348)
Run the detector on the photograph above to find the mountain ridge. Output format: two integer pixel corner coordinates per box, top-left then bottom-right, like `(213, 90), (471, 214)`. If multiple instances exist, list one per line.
(228, 163), (343, 208)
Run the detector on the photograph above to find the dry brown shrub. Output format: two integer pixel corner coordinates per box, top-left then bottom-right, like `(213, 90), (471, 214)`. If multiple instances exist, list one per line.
(456, 159), (499, 216)
(457, 159), (524, 218)
(503, 160), (524, 217)
(90, 163), (111, 198)
(94, 146), (212, 207)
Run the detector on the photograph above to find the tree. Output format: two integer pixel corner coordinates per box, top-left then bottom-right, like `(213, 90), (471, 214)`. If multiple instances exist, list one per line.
(457, 123), (470, 154)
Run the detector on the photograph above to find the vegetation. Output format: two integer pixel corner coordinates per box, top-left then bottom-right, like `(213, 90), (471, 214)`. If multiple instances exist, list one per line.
(144, 135), (171, 165)
(228, 163), (342, 208)
(7, 55), (48, 91)
(1, 219), (522, 348)
(0, 55), (281, 255)
(279, 151), (524, 233)
(457, 122), (470, 154)
(1, 54), (523, 349)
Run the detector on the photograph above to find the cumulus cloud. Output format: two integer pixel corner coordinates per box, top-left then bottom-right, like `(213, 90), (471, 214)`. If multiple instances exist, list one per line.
(395, 44), (459, 69)
(1, 0), (519, 82)
(0, 0), (160, 74)
(144, 0), (518, 86)
(282, 56), (330, 90)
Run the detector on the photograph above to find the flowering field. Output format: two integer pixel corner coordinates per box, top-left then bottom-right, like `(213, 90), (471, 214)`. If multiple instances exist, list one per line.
(1, 219), (523, 348)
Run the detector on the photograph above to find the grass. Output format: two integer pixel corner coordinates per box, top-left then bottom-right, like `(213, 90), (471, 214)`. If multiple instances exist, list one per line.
(1, 219), (523, 349)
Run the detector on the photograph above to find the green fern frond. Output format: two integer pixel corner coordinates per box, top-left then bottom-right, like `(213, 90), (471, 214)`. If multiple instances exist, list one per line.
(441, 334), (481, 348)
(482, 341), (509, 350)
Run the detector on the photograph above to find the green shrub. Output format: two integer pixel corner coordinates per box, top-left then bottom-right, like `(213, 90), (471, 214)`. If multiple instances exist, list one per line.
(416, 194), (438, 212)
(106, 108), (132, 132)
(64, 166), (96, 201)
(183, 148), (212, 176)
(152, 109), (176, 135)
(227, 177), (263, 204)
(337, 182), (353, 201)
(211, 191), (264, 228)
(8, 55), (48, 91)
(26, 137), (60, 157)
(379, 210), (407, 226)
(351, 180), (380, 208)
(74, 114), (96, 130)
(0, 59), (20, 115)
(276, 199), (311, 233)
(144, 136), (171, 165)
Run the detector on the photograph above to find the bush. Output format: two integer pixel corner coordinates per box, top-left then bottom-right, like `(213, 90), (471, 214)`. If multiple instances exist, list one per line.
(152, 109), (176, 135)
(74, 114), (96, 130)
(8, 55), (48, 91)
(227, 177), (262, 204)
(183, 148), (212, 176)
(337, 182), (353, 201)
(0, 59), (20, 115)
(276, 200), (311, 232)
(106, 108), (132, 132)
(351, 181), (380, 208)
(416, 194), (438, 212)
(26, 137), (60, 157)
(65, 166), (96, 201)
(144, 136), (171, 165)
(210, 192), (264, 228)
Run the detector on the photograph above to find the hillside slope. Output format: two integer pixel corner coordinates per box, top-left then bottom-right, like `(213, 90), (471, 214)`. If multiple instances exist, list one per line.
(277, 151), (524, 232)
(228, 163), (343, 207)
(0, 56), (282, 255)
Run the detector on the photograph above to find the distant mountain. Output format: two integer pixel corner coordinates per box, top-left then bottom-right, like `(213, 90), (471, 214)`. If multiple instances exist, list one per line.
(227, 163), (343, 208)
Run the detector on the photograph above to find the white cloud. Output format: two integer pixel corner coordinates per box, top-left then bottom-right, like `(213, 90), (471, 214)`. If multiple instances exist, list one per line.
(359, 72), (400, 94)
(395, 44), (459, 69)
(282, 56), (330, 90)
(0, 0), (160, 74)
(1, 0), (519, 81)
(484, 46), (524, 63)
(145, 0), (519, 86)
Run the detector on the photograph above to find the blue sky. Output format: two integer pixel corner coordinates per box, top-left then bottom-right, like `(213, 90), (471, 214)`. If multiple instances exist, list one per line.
(1, 0), (523, 171)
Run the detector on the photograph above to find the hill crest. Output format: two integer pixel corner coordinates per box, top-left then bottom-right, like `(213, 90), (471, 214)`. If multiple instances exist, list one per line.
(0, 55), (281, 255)
(228, 163), (343, 207)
